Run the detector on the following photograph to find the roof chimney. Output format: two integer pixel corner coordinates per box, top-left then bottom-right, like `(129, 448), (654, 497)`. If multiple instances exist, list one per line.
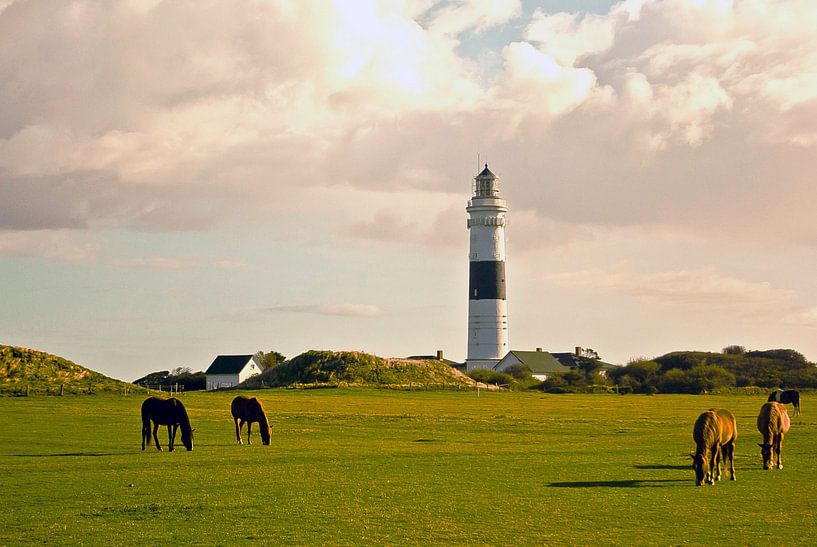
(575, 346), (583, 356)
(436, 350), (444, 360)
(536, 347), (543, 352)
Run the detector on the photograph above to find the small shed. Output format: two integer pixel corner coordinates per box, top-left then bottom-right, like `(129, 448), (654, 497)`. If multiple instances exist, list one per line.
(405, 350), (463, 370)
(205, 354), (263, 391)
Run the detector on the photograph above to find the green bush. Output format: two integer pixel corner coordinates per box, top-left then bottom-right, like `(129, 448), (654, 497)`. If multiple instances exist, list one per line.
(468, 368), (513, 386)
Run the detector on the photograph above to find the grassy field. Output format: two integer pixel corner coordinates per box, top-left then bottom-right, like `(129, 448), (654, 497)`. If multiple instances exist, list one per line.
(0, 389), (814, 545)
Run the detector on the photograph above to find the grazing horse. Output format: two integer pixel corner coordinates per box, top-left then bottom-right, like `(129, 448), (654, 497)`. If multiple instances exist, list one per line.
(692, 408), (737, 486)
(231, 396), (272, 445)
(141, 397), (194, 451)
(757, 402), (791, 470)
(768, 389), (800, 416)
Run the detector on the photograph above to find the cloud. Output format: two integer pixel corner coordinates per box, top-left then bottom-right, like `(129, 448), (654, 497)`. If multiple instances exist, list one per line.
(107, 256), (247, 270)
(424, 0), (521, 36)
(265, 303), (384, 317)
(550, 265), (817, 327)
(0, 229), (101, 262)
(0, 228), (246, 269)
(1, 0), (817, 252)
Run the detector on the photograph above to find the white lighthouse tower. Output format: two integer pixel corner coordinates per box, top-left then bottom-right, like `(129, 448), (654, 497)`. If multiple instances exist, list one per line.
(465, 164), (508, 372)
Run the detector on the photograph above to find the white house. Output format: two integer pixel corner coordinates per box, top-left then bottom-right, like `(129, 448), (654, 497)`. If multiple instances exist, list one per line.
(205, 354), (263, 391)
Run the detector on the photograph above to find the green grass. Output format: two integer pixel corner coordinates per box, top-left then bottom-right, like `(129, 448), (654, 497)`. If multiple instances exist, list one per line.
(0, 390), (814, 544)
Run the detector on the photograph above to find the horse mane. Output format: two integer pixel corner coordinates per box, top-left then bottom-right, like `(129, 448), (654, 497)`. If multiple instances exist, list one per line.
(172, 398), (193, 434)
(253, 398), (270, 430)
(758, 401), (789, 437)
(693, 411), (719, 455)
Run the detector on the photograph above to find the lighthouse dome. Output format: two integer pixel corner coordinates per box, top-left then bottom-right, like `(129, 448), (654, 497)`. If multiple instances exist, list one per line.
(473, 163), (501, 197)
(476, 164), (496, 179)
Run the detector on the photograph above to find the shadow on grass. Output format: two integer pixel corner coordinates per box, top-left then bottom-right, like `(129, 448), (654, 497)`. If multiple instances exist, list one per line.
(547, 479), (688, 488)
(11, 452), (123, 458)
(634, 464), (689, 470)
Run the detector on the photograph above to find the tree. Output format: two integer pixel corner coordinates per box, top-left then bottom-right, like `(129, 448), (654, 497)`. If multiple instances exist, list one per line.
(583, 348), (601, 360)
(688, 365), (735, 394)
(722, 345), (746, 355)
(256, 350), (286, 370)
(609, 360), (660, 393)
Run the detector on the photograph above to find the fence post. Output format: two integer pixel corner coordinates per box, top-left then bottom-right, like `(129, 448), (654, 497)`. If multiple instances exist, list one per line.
(59, 383), (64, 396)
(25, 384), (30, 397)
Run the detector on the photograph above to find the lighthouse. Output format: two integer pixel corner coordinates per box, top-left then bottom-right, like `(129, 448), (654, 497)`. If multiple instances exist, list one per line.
(465, 164), (508, 371)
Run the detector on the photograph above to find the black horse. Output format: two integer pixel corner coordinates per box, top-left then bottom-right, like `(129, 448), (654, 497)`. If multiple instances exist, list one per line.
(231, 396), (272, 445)
(141, 397), (195, 451)
(768, 389), (801, 416)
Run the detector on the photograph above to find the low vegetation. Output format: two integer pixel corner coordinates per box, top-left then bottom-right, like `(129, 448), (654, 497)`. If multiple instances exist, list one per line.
(133, 367), (206, 391)
(241, 350), (475, 389)
(0, 345), (137, 395)
(467, 364), (540, 390)
(609, 348), (817, 394)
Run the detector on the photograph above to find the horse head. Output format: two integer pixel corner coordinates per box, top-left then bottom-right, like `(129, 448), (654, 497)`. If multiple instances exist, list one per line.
(758, 443), (773, 470)
(260, 425), (272, 446)
(691, 453), (708, 486)
(182, 428), (195, 451)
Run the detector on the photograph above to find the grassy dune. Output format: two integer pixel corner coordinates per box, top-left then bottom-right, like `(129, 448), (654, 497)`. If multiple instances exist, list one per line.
(0, 345), (138, 395)
(0, 390), (814, 544)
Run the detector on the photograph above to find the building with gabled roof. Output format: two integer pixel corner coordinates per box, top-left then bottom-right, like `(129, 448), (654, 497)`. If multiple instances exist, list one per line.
(494, 347), (616, 381)
(205, 354), (263, 391)
(493, 349), (572, 381)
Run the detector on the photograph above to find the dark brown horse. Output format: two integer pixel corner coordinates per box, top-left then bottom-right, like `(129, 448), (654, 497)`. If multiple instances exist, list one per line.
(757, 401), (791, 470)
(768, 389), (800, 416)
(141, 397), (194, 451)
(692, 408), (737, 486)
(231, 396), (272, 445)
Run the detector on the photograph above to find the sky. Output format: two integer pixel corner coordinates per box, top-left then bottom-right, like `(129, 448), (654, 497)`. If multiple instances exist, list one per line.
(2, 0), (817, 381)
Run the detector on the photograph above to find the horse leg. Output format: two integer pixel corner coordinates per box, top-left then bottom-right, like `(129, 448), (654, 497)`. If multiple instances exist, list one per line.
(169, 424), (177, 452)
(776, 433), (784, 469)
(235, 418), (243, 444)
(142, 420), (150, 450)
(713, 445), (722, 482)
(726, 442), (736, 480)
(706, 448), (716, 484)
(153, 422), (162, 451)
(246, 421), (252, 445)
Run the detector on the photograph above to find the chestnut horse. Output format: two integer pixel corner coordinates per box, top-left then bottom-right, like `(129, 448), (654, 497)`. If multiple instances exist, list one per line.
(231, 396), (272, 445)
(692, 408), (737, 486)
(757, 401), (791, 470)
(768, 389), (800, 416)
(141, 397), (194, 451)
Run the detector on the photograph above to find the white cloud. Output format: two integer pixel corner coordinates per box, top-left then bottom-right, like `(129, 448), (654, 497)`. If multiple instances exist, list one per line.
(0, 230), (101, 262)
(1, 0), (817, 250)
(525, 11), (616, 66)
(425, 0), (521, 36)
(550, 266), (817, 327)
(0, 228), (247, 270)
(266, 303), (384, 317)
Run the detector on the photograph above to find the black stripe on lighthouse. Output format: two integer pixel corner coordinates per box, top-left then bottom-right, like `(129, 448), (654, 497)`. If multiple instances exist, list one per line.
(469, 261), (506, 300)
